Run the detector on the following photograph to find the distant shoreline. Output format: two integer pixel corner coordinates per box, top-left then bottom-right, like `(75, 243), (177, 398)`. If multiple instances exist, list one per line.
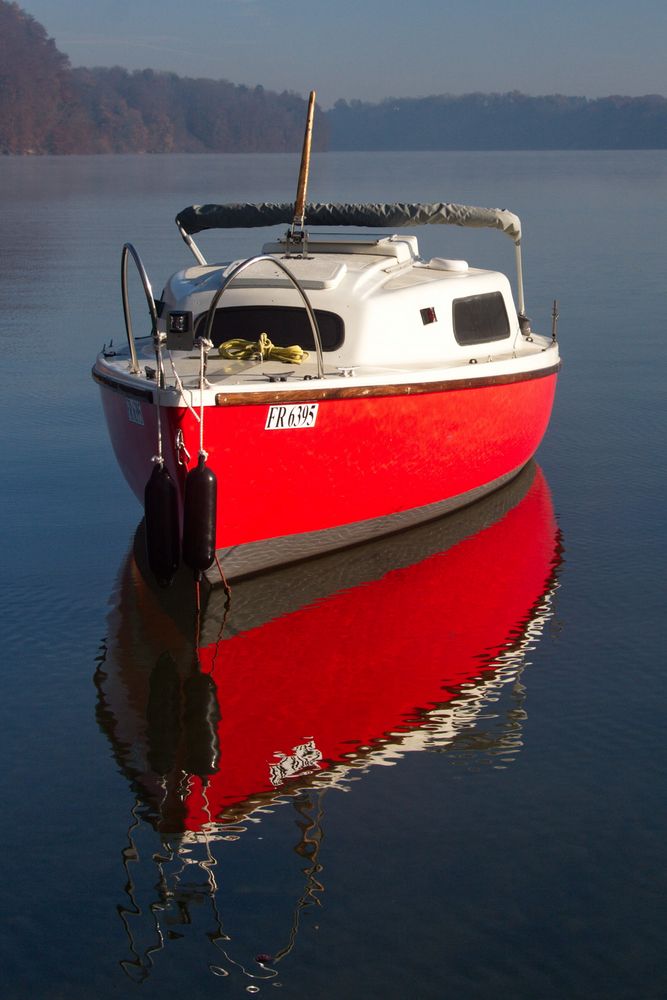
(3, 143), (667, 157)
(3, 90), (665, 155)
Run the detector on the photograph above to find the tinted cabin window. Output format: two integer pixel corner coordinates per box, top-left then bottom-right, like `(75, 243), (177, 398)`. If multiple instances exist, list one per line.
(197, 306), (344, 352)
(452, 292), (511, 346)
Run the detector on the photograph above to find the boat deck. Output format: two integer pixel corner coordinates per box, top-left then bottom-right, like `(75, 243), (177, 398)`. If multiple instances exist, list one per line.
(100, 333), (557, 401)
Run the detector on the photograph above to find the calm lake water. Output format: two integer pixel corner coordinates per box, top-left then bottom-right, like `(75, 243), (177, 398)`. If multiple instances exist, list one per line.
(0, 150), (666, 1000)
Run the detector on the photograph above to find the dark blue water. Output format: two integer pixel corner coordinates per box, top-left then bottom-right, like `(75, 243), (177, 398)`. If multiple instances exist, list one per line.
(1, 150), (666, 1000)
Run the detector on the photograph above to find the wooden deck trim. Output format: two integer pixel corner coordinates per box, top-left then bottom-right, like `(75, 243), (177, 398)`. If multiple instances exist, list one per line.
(215, 362), (560, 407)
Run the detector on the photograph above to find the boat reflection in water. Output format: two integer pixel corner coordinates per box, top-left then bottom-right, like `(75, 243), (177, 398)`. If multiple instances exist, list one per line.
(95, 461), (562, 984)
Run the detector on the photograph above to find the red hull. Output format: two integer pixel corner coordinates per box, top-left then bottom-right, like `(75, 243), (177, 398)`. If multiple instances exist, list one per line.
(97, 463), (561, 834)
(99, 372), (557, 552)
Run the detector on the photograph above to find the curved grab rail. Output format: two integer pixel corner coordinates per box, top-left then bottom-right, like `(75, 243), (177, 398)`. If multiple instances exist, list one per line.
(201, 255), (325, 379)
(121, 243), (159, 375)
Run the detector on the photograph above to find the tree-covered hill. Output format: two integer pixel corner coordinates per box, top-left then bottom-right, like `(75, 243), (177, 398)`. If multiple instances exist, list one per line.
(0, 1), (324, 153)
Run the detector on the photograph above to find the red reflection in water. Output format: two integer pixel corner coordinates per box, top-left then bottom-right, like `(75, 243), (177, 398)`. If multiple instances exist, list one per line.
(97, 462), (561, 834)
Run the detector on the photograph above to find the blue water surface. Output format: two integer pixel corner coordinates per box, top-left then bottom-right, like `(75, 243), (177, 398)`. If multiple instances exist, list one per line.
(0, 150), (665, 1000)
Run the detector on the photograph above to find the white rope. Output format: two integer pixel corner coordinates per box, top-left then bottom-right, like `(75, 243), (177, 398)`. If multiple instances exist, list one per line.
(167, 350), (201, 423)
(153, 333), (166, 465)
(198, 337), (213, 459)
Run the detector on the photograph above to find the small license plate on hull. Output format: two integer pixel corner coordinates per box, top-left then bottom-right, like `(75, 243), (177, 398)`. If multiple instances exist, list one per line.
(265, 403), (318, 430)
(126, 398), (144, 425)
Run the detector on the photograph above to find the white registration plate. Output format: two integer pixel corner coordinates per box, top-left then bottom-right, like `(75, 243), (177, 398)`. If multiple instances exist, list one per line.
(126, 398), (144, 425)
(265, 403), (318, 430)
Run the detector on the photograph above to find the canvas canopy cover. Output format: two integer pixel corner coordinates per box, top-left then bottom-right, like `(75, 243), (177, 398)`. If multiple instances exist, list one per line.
(175, 202), (522, 244)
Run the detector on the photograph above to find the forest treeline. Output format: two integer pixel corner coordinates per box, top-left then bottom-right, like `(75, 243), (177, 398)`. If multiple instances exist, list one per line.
(2, 1), (666, 154)
(0, 1), (326, 153)
(327, 93), (667, 150)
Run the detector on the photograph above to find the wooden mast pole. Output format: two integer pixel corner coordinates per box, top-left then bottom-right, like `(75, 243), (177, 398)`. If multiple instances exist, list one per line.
(292, 90), (316, 237)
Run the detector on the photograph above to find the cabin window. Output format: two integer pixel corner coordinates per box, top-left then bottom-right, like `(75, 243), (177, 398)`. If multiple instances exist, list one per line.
(452, 292), (511, 346)
(196, 306), (344, 352)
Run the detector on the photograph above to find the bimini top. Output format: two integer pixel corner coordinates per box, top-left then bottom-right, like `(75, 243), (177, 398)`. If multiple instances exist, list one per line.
(175, 202), (522, 244)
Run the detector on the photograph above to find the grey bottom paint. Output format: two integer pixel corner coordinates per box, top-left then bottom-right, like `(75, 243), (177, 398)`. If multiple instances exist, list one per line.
(209, 462), (528, 583)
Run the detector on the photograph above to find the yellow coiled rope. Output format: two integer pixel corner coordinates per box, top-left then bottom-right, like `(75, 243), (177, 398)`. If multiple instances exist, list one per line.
(218, 331), (309, 365)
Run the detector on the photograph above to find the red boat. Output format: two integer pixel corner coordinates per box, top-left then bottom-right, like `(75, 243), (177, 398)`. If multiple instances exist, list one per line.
(92, 95), (560, 583)
(96, 462), (561, 836)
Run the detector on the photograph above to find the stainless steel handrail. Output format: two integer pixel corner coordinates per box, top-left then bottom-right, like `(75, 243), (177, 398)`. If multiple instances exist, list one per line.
(121, 243), (158, 375)
(201, 255), (325, 379)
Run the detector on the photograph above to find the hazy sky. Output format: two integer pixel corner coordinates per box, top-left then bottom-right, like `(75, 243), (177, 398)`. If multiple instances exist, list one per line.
(23, 0), (667, 108)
